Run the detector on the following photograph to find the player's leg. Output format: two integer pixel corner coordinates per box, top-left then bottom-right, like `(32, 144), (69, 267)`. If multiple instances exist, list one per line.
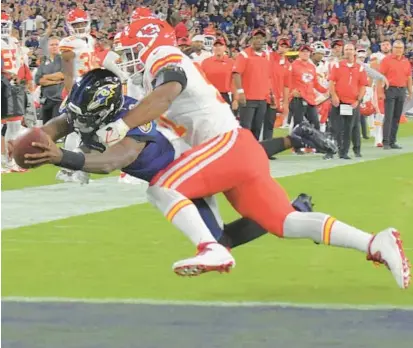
(225, 146), (410, 288)
(219, 193), (314, 248)
(374, 113), (384, 147)
(1, 124), (7, 166)
(147, 131), (244, 275)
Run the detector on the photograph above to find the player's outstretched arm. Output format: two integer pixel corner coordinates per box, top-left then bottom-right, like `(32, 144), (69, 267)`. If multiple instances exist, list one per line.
(41, 114), (74, 142)
(24, 136), (145, 174)
(124, 82), (182, 127)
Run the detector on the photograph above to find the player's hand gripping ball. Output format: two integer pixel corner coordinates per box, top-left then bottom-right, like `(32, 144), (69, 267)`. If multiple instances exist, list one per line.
(11, 128), (60, 168)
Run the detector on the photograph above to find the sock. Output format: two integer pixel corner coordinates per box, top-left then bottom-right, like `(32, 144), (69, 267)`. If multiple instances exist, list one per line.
(320, 123), (326, 133)
(259, 137), (288, 157)
(147, 186), (217, 246)
(64, 132), (81, 151)
(219, 218), (266, 248)
(192, 198), (223, 241)
(283, 211), (372, 253)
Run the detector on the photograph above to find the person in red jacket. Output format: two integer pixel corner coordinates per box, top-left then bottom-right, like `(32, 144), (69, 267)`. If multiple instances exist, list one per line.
(290, 44), (327, 133)
(263, 38), (291, 147)
(232, 28), (271, 140)
(329, 43), (368, 159)
(201, 38), (237, 111)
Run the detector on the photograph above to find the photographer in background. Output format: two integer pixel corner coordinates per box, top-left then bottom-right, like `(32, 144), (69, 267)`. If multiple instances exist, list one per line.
(34, 37), (64, 125)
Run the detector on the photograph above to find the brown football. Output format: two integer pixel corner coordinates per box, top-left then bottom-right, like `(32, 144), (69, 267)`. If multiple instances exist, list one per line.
(12, 127), (49, 169)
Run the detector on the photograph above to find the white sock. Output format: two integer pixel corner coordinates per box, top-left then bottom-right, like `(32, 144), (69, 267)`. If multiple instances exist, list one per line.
(147, 186), (217, 246)
(374, 113), (383, 145)
(64, 132), (81, 151)
(283, 211), (372, 253)
(320, 123), (326, 133)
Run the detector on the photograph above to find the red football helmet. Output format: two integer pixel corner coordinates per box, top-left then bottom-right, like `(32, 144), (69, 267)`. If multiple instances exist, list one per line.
(360, 101), (375, 116)
(117, 18), (176, 76)
(130, 7), (155, 23)
(66, 8), (91, 38)
(1, 13), (12, 38)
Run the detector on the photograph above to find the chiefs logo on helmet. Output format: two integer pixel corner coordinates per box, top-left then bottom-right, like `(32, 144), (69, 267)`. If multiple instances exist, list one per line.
(360, 101), (375, 116)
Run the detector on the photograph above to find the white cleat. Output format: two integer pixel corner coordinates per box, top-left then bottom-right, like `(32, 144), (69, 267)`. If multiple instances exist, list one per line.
(367, 228), (411, 289)
(118, 172), (147, 185)
(173, 242), (235, 277)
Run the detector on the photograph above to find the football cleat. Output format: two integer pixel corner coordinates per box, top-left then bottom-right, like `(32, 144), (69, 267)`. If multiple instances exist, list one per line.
(291, 193), (314, 213)
(173, 242), (235, 277)
(291, 121), (338, 155)
(367, 228), (411, 289)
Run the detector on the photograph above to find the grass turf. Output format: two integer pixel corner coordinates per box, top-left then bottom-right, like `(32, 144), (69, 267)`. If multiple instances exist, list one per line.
(3, 122), (412, 192)
(2, 153), (413, 304)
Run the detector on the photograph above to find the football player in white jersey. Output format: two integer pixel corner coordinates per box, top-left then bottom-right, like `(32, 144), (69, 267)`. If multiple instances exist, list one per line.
(310, 42), (330, 132)
(1, 13), (32, 172)
(369, 40), (391, 147)
(117, 7), (157, 185)
(94, 19), (410, 288)
(57, 8), (98, 183)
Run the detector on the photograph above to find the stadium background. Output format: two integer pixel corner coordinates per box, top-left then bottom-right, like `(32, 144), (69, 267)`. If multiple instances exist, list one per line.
(2, 1), (413, 347)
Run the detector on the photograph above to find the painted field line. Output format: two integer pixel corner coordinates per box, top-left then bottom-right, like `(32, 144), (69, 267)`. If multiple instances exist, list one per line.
(2, 296), (413, 311)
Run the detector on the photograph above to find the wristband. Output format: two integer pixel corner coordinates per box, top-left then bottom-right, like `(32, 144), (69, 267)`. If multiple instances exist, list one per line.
(57, 149), (85, 171)
(237, 88), (244, 94)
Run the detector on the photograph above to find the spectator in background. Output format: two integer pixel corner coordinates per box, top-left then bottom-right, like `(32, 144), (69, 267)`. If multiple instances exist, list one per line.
(201, 38), (237, 110)
(264, 38), (291, 146)
(25, 31), (39, 49)
(329, 44), (368, 159)
(290, 44), (326, 134)
(34, 37), (64, 125)
(189, 35), (212, 63)
(380, 40), (412, 150)
(233, 28), (271, 140)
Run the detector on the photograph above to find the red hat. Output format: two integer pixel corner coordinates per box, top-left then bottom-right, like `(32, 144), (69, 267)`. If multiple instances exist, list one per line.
(252, 28), (266, 37)
(278, 38), (291, 47)
(177, 37), (191, 46)
(331, 39), (344, 48)
(214, 38), (226, 46)
(298, 44), (312, 52)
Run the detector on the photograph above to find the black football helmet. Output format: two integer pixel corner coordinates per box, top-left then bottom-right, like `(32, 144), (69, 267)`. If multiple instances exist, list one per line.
(67, 68), (124, 134)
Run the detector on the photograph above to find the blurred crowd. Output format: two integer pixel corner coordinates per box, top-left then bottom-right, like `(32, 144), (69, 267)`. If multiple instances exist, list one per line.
(2, 0), (413, 67)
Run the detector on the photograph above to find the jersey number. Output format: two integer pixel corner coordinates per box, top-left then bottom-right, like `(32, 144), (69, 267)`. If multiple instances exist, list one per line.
(194, 63), (226, 104)
(2, 49), (17, 72)
(78, 52), (93, 76)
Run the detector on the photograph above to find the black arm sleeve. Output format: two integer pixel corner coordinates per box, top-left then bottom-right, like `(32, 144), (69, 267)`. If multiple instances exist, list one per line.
(152, 66), (188, 91)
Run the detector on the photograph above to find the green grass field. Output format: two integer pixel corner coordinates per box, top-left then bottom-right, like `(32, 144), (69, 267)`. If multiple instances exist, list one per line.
(2, 124), (413, 306)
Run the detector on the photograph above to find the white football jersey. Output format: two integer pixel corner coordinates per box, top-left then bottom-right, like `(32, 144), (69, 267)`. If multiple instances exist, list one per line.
(189, 50), (212, 64)
(59, 35), (96, 79)
(143, 46), (239, 146)
(1, 37), (25, 75)
(370, 52), (385, 65)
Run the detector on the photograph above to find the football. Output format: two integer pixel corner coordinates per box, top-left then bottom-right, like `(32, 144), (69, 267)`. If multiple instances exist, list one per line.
(12, 127), (50, 169)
